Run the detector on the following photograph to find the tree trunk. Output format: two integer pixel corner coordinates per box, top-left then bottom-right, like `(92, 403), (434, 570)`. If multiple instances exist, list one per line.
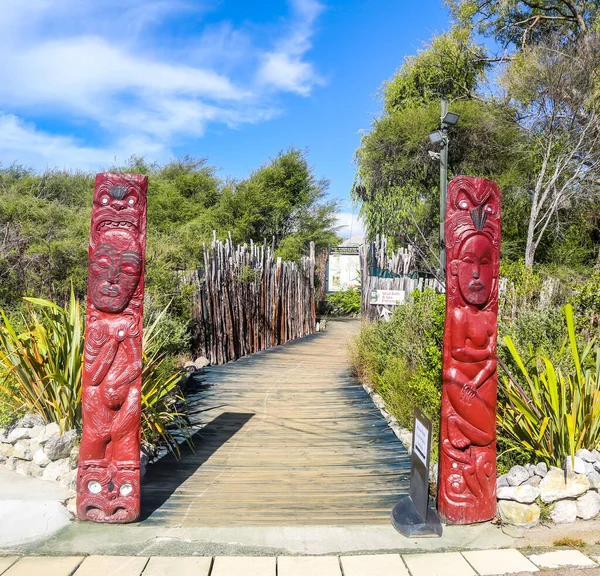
(524, 213), (537, 269)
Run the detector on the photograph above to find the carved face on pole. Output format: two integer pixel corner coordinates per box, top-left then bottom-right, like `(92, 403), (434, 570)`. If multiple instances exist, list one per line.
(456, 234), (494, 307)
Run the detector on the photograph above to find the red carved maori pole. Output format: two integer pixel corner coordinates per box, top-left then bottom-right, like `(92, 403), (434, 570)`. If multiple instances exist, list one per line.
(438, 176), (501, 524)
(77, 173), (148, 523)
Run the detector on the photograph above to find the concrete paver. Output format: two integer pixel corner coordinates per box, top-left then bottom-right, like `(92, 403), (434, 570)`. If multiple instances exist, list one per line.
(75, 556), (149, 576)
(142, 556), (212, 576)
(210, 556), (275, 576)
(278, 556), (342, 576)
(403, 551), (477, 576)
(528, 551), (598, 569)
(3, 556), (83, 576)
(462, 549), (540, 575)
(340, 554), (409, 576)
(0, 558), (18, 575)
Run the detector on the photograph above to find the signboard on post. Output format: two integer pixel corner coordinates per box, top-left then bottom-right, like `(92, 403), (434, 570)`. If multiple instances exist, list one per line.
(390, 407), (442, 537)
(369, 290), (405, 306)
(327, 246), (360, 292)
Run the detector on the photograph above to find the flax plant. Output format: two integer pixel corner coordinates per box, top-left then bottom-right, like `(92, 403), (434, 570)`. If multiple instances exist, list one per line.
(499, 304), (600, 467)
(0, 294), (191, 457)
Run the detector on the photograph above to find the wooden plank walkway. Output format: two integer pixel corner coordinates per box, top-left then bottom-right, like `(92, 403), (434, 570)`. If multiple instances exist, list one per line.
(142, 319), (410, 526)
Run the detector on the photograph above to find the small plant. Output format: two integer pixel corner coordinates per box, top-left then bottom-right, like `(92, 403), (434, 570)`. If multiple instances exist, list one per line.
(553, 537), (586, 548)
(326, 287), (361, 316)
(498, 304), (600, 467)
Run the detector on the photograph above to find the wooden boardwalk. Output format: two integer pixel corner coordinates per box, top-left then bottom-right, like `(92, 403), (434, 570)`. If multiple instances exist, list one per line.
(142, 320), (410, 526)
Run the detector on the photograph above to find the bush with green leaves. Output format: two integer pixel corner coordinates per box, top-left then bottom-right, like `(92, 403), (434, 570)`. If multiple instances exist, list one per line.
(325, 287), (361, 316)
(0, 295), (191, 456)
(350, 288), (445, 437)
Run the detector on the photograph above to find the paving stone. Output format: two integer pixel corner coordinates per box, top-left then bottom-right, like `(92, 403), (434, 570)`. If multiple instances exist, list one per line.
(462, 549), (539, 575)
(142, 557), (212, 576)
(278, 556), (342, 576)
(75, 556), (149, 576)
(403, 552), (476, 576)
(340, 554), (408, 576)
(528, 550), (597, 569)
(0, 558), (19, 574)
(211, 556), (275, 576)
(4, 557), (83, 576)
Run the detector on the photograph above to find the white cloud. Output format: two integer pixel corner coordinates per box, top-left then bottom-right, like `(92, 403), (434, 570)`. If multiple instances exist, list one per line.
(336, 211), (365, 239)
(0, 0), (324, 168)
(257, 0), (324, 95)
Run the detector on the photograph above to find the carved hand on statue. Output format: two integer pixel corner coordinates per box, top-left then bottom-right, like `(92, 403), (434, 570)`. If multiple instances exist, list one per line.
(460, 384), (476, 403)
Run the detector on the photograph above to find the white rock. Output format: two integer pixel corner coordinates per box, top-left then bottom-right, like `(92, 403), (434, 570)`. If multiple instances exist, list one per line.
(550, 499), (577, 523)
(193, 356), (210, 369)
(576, 449), (597, 463)
(525, 464), (536, 477)
(16, 414), (46, 428)
(534, 462), (548, 477)
(587, 471), (600, 490)
(497, 485), (540, 504)
(507, 465), (529, 486)
(540, 468), (590, 503)
(591, 449), (600, 462)
(59, 469), (77, 491)
(563, 456), (587, 474)
(497, 474), (509, 489)
(576, 490), (600, 520)
(0, 443), (12, 462)
(27, 426), (44, 441)
(524, 475), (542, 487)
(595, 461), (600, 472)
(42, 458), (71, 482)
(7, 428), (31, 443)
(12, 440), (32, 461)
(33, 448), (51, 467)
(497, 500), (540, 528)
(15, 461), (33, 476)
(44, 430), (78, 461)
(39, 422), (60, 444)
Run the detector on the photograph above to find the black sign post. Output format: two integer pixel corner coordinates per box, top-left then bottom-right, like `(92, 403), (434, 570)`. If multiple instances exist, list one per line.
(390, 407), (442, 537)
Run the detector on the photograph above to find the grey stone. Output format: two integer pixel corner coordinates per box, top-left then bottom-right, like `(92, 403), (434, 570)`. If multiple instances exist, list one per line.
(140, 452), (149, 481)
(59, 469), (77, 491)
(576, 449), (597, 463)
(498, 500), (540, 528)
(497, 485), (540, 504)
(524, 475), (542, 487)
(595, 461), (600, 472)
(12, 440), (32, 461)
(68, 445), (79, 468)
(525, 464), (536, 477)
(497, 474), (509, 489)
(44, 430), (78, 461)
(193, 356), (210, 369)
(16, 414), (46, 428)
(550, 499), (578, 523)
(507, 465), (530, 486)
(0, 443), (13, 462)
(563, 455), (587, 474)
(587, 471), (600, 490)
(540, 468), (590, 503)
(534, 462), (548, 477)
(576, 490), (600, 520)
(591, 449), (600, 462)
(33, 448), (51, 467)
(39, 422), (60, 444)
(7, 427), (32, 443)
(42, 458), (71, 482)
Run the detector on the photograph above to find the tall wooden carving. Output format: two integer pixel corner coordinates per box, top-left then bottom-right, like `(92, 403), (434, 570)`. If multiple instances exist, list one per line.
(438, 176), (501, 524)
(77, 173), (148, 523)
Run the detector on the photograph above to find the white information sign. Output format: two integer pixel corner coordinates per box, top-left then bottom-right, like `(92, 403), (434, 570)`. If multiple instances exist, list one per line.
(413, 418), (429, 467)
(369, 289), (405, 306)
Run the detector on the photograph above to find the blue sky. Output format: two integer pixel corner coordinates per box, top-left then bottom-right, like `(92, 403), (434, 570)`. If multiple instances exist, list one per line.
(0, 0), (451, 236)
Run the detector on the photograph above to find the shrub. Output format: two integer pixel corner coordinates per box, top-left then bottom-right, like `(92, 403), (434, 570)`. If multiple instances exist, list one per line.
(350, 288), (445, 438)
(326, 287), (361, 316)
(498, 304), (600, 467)
(0, 295), (191, 456)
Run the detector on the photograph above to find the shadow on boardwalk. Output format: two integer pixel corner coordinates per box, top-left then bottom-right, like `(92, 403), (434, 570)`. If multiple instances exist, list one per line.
(142, 320), (410, 527)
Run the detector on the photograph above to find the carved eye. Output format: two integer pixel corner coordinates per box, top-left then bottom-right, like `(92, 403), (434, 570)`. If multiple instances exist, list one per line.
(127, 197), (135, 206)
(88, 481), (102, 494)
(120, 483), (133, 496)
(101, 196), (109, 205)
(486, 206), (493, 212)
(459, 200), (468, 209)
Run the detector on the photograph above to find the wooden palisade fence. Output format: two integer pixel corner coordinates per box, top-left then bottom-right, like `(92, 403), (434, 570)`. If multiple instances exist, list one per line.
(360, 235), (443, 321)
(192, 235), (316, 365)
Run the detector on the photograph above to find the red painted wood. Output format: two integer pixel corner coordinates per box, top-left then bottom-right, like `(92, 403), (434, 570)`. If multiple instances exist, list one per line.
(77, 173), (148, 523)
(438, 176), (501, 524)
